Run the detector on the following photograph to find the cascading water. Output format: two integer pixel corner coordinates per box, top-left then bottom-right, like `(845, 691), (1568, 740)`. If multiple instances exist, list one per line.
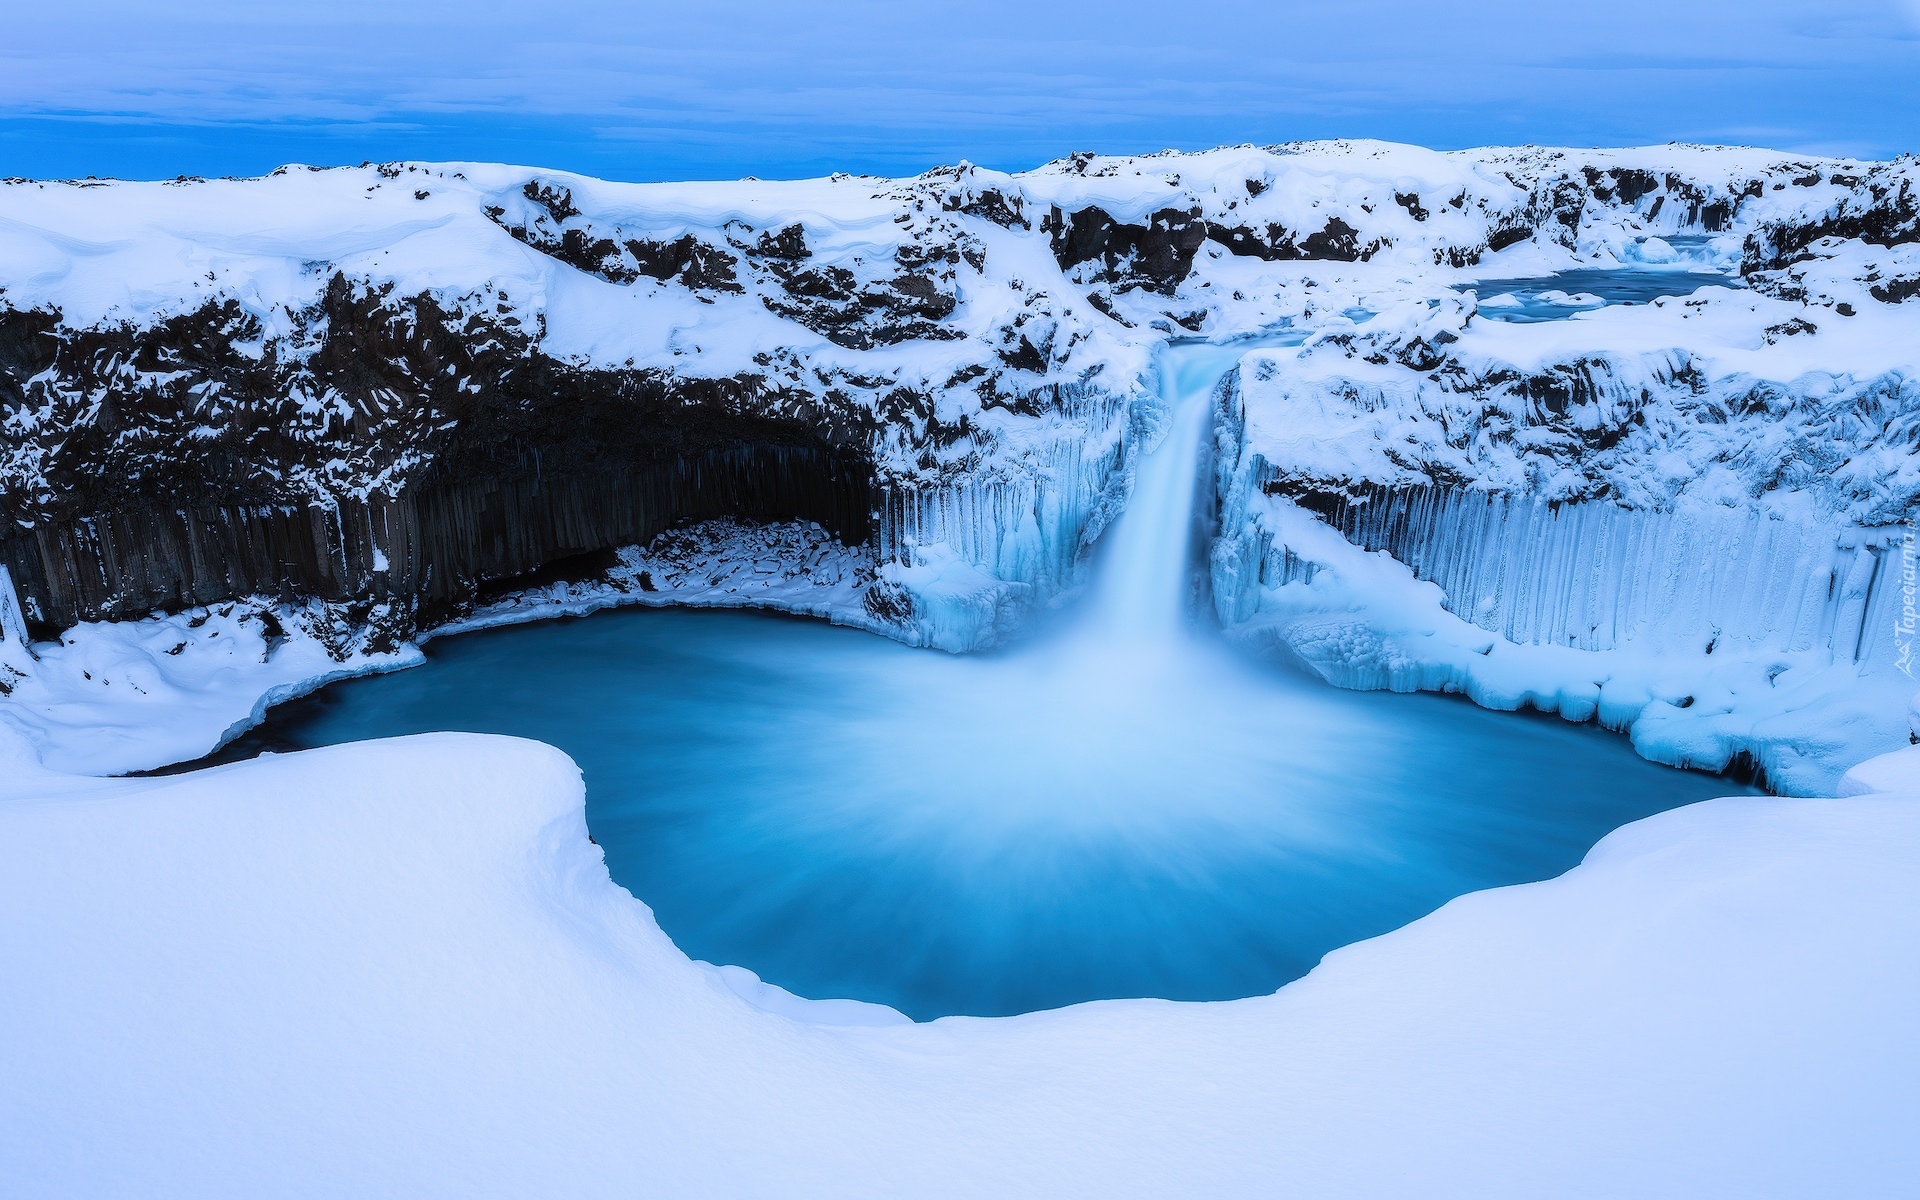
(196, 335), (1752, 1021)
(1082, 346), (1229, 640)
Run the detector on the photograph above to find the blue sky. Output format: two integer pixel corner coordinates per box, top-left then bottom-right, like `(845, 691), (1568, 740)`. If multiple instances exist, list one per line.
(5, 1), (1919, 181)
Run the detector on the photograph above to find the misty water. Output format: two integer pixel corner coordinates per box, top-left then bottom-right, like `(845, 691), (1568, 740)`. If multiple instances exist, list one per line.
(210, 336), (1753, 1020)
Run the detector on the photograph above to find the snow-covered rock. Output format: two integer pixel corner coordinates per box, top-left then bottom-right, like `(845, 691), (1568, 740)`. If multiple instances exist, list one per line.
(5, 141), (1914, 647)
(1, 729), (1915, 1197)
(1203, 181), (1919, 794)
(2, 140), (1916, 778)
(0, 161), (1157, 648)
(0, 593), (418, 775)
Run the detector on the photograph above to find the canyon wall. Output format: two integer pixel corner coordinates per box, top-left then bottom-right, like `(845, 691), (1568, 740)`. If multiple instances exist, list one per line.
(2, 143), (1914, 659)
(0, 444), (871, 637)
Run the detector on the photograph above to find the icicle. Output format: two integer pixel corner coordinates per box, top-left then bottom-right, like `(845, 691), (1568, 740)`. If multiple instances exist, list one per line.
(0, 565), (31, 653)
(1318, 481), (1889, 665)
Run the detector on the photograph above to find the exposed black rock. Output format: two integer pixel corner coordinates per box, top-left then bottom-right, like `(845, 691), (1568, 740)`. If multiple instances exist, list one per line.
(1485, 223), (1533, 253)
(1043, 204), (1210, 295)
(1743, 172), (1920, 273)
(625, 235), (744, 293)
(485, 201), (744, 293)
(1871, 275), (1920, 304)
(1609, 168), (1659, 204)
(747, 223), (812, 261)
(0, 274), (876, 634)
(0, 444), (870, 638)
(758, 247), (965, 350)
(1763, 317), (1819, 343)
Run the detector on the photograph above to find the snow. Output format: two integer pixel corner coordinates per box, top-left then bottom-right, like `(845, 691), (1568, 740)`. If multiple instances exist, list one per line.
(0, 596), (418, 776)
(441, 519), (886, 640)
(1, 728), (1916, 1197)
(1626, 235), (1681, 264)
(1204, 252), (1919, 793)
(1839, 744), (1920, 796)
(4, 141), (1916, 783)
(4, 141), (1920, 1190)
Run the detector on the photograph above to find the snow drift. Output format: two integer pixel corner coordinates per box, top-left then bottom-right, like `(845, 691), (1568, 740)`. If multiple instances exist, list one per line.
(1, 729), (1916, 1197)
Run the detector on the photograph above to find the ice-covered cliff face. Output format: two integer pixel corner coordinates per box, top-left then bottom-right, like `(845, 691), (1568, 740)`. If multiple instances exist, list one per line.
(1224, 291), (1920, 525)
(1, 141), (1915, 664)
(0, 162), (1160, 647)
(1207, 166), (1920, 792)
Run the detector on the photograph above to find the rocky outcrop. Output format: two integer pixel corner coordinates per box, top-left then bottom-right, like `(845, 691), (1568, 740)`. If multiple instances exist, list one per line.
(0, 261), (879, 637)
(5, 143), (1917, 650)
(1224, 293), (1920, 527)
(1740, 164), (1919, 273)
(0, 444), (870, 638)
(1043, 205), (1211, 294)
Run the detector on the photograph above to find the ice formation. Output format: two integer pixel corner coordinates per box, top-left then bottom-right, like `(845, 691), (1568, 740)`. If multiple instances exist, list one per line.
(2, 141), (1920, 1193)
(1208, 266), (1918, 791)
(1, 140), (1917, 780)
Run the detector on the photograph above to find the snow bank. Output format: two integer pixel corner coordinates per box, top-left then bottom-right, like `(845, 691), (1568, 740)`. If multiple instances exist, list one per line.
(2, 731), (1915, 1197)
(0, 595), (417, 775)
(1839, 744), (1920, 796)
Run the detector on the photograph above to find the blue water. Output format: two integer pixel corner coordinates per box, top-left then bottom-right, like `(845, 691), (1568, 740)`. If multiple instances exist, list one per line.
(208, 606), (1749, 1020)
(1461, 265), (1742, 323)
(193, 335), (1754, 1020)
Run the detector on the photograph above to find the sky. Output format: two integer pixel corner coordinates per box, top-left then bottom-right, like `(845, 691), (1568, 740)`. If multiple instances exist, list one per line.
(4, 1), (1918, 182)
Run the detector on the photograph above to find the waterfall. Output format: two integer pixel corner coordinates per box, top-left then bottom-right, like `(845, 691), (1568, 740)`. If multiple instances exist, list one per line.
(1082, 337), (1300, 645)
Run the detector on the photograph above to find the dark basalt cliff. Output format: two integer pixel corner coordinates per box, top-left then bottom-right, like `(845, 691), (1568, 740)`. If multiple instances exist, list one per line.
(0, 274), (874, 638)
(0, 165), (1121, 640)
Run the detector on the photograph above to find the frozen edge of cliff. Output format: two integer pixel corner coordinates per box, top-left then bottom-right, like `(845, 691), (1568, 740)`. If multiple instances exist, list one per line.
(1211, 491), (1917, 796)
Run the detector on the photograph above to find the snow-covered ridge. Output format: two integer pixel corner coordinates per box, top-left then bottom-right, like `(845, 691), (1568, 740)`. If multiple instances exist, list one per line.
(1226, 289), (1920, 524)
(4, 141), (1912, 638)
(1210, 277), (1920, 792)
(1, 140), (1917, 781)
(0, 158), (1161, 644)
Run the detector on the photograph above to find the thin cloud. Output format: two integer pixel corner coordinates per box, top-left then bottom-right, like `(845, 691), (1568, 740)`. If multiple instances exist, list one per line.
(3, 0), (1916, 179)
